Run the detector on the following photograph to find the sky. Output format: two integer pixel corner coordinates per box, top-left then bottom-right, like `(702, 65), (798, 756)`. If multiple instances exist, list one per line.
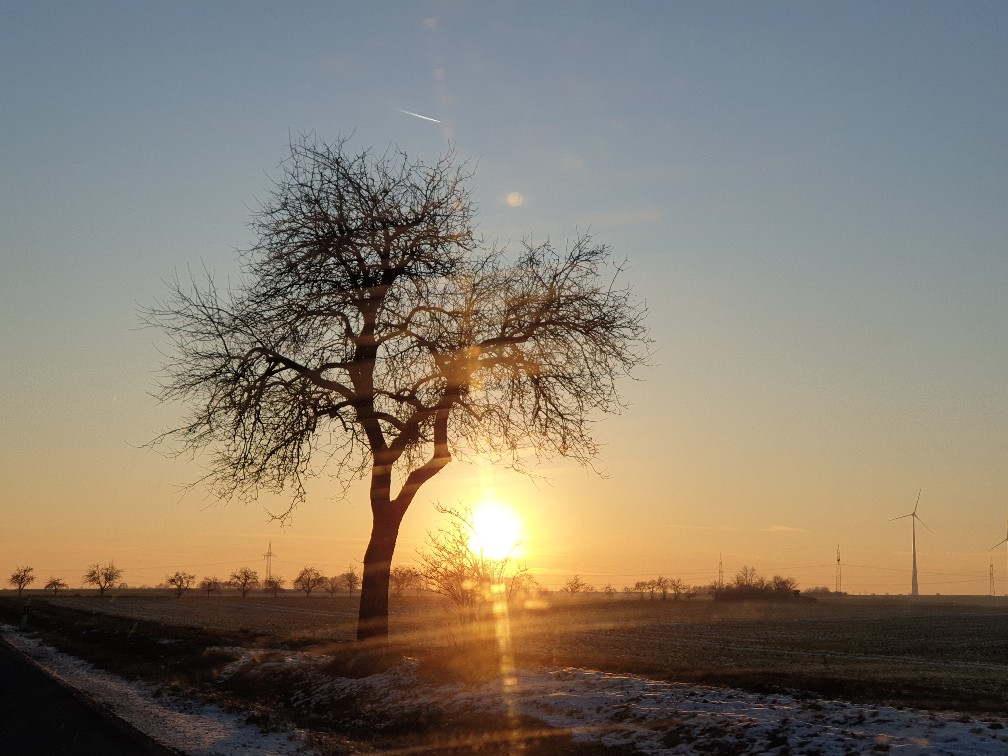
(2, 1), (1007, 595)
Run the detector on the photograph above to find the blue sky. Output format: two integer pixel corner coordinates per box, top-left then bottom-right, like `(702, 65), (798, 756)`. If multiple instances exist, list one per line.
(2, 2), (1007, 593)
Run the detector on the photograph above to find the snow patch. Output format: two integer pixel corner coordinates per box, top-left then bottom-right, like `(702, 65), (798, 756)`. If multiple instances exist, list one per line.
(4, 625), (1007, 754)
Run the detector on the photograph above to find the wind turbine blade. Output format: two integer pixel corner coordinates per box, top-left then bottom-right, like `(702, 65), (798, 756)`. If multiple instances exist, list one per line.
(915, 514), (933, 534)
(890, 514), (911, 521)
(991, 537), (1008, 550)
(912, 489), (921, 514)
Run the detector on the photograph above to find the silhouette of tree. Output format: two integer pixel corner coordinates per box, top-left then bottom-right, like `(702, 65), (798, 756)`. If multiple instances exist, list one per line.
(563, 575), (588, 597)
(83, 563), (122, 596)
(390, 565), (421, 597)
(145, 135), (650, 641)
(293, 566), (325, 597)
(43, 577), (67, 596)
(507, 571), (539, 603)
(229, 567), (259, 597)
(323, 575), (342, 598)
(199, 576), (221, 596)
(339, 566), (361, 597)
(654, 576), (670, 600)
(418, 503), (529, 618)
(8, 566), (35, 596)
(261, 575), (285, 596)
(603, 583), (616, 598)
(165, 571), (195, 597)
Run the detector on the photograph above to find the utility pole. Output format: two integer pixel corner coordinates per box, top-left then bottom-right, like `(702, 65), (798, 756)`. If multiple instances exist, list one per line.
(263, 542), (275, 581)
(835, 545), (842, 595)
(718, 553), (724, 591)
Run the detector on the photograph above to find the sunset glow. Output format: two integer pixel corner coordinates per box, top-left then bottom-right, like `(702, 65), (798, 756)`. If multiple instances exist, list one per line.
(469, 499), (522, 561)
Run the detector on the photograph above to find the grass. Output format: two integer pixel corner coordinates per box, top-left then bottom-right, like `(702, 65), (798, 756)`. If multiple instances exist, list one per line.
(3, 591), (1008, 751)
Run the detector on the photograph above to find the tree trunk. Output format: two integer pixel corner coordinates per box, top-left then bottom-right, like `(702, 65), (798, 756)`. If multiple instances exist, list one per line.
(357, 505), (406, 641)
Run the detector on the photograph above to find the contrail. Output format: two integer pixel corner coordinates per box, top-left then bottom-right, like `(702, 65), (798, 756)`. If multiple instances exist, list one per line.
(396, 108), (441, 123)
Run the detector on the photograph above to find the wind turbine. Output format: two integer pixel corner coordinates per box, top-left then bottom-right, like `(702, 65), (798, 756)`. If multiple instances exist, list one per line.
(990, 520), (1008, 598)
(891, 490), (932, 597)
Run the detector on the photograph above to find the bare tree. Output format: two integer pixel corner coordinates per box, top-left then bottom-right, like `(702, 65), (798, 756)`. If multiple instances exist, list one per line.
(44, 577), (68, 596)
(734, 565), (764, 591)
(229, 567), (259, 597)
(654, 576), (670, 600)
(771, 574), (798, 594)
(293, 566), (325, 597)
(339, 566), (361, 597)
(145, 135), (650, 641)
(323, 575), (342, 598)
(632, 580), (649, 601)
(603, 583), (616, 599)
(418, 503), (530, 617)
(667, 577), (685, 600)
(389, 565), (421, 597)
(506, 571), (540, 603)
(83, 563), (123, 597)
(199, 576), (221, 596)
(165, 571), (196, 597)
(8, 566), (35, 596)
(562, 575), (588, 597)
(262, 575), (286, 596)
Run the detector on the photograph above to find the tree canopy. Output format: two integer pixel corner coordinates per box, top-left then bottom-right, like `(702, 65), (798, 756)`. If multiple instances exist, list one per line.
(146, 135), (650, 640)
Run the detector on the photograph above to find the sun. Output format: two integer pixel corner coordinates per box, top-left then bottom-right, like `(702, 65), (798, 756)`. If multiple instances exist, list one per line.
(469, 499), (522, 561)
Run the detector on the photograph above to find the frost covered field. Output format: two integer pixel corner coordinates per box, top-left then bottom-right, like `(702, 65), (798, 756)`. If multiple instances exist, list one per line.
(2, 593), (1007, 753)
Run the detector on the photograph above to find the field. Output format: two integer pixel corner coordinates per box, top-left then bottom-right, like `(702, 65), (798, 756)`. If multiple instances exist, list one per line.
(3, 592), (1008, 752)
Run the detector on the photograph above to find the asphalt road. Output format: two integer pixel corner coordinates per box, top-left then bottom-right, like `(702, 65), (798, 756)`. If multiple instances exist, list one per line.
(0, 637), (176, 755)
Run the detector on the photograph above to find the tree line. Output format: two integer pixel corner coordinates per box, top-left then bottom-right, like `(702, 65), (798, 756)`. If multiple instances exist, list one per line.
(6, 563), (124, 597)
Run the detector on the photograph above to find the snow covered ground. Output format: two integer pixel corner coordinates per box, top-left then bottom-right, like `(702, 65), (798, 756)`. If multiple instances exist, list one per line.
(2, 627), (310, 755)
(4, 624), (1007, 754)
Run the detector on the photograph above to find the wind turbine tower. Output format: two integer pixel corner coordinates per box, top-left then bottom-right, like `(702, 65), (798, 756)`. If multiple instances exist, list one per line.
(990, 521), (1008, 598)
(891, 490), (931, 597)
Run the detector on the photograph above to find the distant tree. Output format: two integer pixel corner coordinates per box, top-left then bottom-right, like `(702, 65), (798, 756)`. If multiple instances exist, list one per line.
(83, 562), (123, 597)
(603, 583), (616, 598)
(262, 575), (286, 596)
(229, 567), (259, 597)
(293, 566), (325, 597)
(771, 574), (798, 594)
(417, 503), (529, 617)
(43, 577), (68, 596)
(8, 566), (35, 596)
(803, 586), (843, 598)
(655, 576), (670, 600)
(506, 571), (540, 603)
(734, 565), (764, 591)
(645, 579), (659, 601)
(632, 580), (649, 601)
(667, 577), (686, 600)
(681, 584), (700, 601)
(339, 567), (361, 597)
(199, 576), (221, 596)
(165, 571), (196, 597)
(322, 575), (342, 598)
(716, 566), (801, 602)
(389, 566), (422, 597)
(562, 575), (588, 597)
(144, 135), (651, 641)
